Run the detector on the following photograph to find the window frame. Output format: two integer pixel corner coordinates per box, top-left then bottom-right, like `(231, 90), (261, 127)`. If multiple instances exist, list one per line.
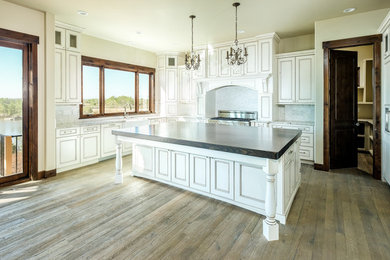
(80, 56), (155, 119)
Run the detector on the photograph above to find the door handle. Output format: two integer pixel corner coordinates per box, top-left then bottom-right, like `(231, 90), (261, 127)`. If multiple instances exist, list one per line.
(355, 122), (360, 127)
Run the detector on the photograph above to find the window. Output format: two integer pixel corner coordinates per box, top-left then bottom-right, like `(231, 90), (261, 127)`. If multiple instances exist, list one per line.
(80, 56), (155, 118)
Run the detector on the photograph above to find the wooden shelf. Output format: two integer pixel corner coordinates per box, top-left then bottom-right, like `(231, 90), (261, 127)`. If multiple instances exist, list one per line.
(358, 102), (373, 105)
(369, 149), (373, 156)
(370, 135), (373, 141)
(358, 134), (365, 138)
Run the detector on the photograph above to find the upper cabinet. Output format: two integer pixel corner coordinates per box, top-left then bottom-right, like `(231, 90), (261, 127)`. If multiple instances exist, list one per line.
(54, 22), (82, 104)
(277, 50), (315, 104)
(258, 38), (273, 74)
(208, 48), (219, 78)
(244, 41), (258, 75)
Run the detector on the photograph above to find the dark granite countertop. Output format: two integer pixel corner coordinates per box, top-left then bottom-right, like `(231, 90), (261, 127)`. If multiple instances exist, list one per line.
(113, 122), (301, 160)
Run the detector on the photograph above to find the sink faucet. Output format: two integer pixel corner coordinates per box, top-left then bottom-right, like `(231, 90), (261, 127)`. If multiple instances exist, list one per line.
(124, 103), (129, 118)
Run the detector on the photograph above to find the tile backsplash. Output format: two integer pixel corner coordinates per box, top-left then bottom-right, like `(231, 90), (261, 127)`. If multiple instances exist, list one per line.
(278, 105), (315, 122)
(56, 105), (80, 124)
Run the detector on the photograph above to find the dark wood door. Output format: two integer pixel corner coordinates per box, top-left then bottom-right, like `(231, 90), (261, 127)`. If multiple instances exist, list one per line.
(329, 50), (358, 169)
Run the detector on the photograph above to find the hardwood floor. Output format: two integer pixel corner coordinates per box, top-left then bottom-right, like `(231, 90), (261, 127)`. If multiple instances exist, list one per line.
(1, 156), (390, 259)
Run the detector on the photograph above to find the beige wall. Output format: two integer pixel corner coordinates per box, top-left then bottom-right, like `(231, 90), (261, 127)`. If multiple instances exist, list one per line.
(0, 0), (56, 172)
(279, 34), (314, 53)
(314, 8), (389, 164)
(81, 35), (157, 68)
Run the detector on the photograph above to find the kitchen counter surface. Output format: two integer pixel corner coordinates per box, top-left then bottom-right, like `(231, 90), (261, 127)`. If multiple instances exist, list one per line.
(113, 122), (301, 160)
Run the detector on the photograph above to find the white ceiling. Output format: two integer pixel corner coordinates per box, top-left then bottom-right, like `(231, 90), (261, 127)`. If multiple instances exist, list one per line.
(5, 0), (390, 53)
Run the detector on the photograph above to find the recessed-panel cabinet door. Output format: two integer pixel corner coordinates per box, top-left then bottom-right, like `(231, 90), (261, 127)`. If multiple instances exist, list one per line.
(245, 42), (258, 75)
(55, 27), (66, 49)
(166, 69), (177, 102)
(55, 49), (66, 102)
(101, 123), (122, 157)
(179, 67), (191, 102)
(219, 47), (231, 77)
(259, 39), (272, 74)
(189, 154), (210, 193)
(234, 163), (266, 209)
(65, 30), (81, 52)
(171, 151), (189, 187)
(133, 145), (154, 177)
(156, 148), (170, 181)
(56, 136), (80, 168)
(278, 57), (295, 103)
(81, 133), (100, 163)
(208, 48), (218, 78)
(296, 55), (314, 103)
(210, 158), (234, 200)
(66, 51), (81, 103)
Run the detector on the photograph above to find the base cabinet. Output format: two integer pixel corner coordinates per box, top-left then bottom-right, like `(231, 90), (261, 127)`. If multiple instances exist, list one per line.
(189, 154), (210, 193)
(133, 144), (154, 178)
(56, 136), (80, 168)
(101, 123), (122, 157)
(156, 148), (171, 181)
(171, 151), (190, 187)
(210, 158), (234, 200)
(81, 133), (100, 163)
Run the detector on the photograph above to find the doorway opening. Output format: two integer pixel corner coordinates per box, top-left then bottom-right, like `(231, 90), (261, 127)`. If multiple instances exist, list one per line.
(0, 28), (39, 186)
(322, 35), (382, 179)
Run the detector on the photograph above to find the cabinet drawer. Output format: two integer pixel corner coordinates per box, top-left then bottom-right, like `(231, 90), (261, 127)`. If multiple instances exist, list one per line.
(56, 127), (80, 137)
(299, 147), (313, 161)
(300, 133), (313, 147)
(82, 125), (100, 134)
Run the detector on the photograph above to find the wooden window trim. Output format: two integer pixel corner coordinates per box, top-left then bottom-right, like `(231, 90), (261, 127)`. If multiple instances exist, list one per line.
(80, 56), (155, 119)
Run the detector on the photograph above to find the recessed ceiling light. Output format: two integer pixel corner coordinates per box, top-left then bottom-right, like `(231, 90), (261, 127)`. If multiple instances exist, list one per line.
(77, 10), (88, 16)
(238, 30), (245, 34)
(343, 8), (356, 13)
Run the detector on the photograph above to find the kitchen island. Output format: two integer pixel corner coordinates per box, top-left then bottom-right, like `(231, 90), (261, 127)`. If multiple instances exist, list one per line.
(112, 122), (301, 241)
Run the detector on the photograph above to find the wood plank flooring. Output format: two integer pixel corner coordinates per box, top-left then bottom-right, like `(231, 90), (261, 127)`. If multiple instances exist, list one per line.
(1, 156), (390, 259)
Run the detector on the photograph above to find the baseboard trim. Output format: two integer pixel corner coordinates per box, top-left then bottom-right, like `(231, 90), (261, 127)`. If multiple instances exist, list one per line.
(314, 163), (326, 171)
(37, 169), (57, 180)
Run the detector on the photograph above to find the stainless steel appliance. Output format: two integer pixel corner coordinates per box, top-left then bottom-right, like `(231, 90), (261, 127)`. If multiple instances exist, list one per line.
(208, 110), (257, 126)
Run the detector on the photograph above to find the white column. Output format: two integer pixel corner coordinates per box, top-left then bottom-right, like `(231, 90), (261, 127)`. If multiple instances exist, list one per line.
(115, 136), (123, 184)
(263, 159), (279, 241)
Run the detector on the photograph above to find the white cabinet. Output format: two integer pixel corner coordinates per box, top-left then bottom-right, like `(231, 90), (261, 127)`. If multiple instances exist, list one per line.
(277, 50), (315, 104)
(171, 151), (190, 187)
(55, 49), (66, 102)
(156, 148), (171, 181)
(234, 163), (266, 208)
(101, 123), (122, 157)
(189, 154), (210, 193)
(192, 49), (206, 79)
(219, 47), (230, 77)
(244, 42), (258, 75)
(56, 136), (80, 168)
(54, 27), (66, 49)
(65, 30), (81, 52)
(65, 51), (82, 103)
(295, 55), (315, 103)
(81, 133), (100, 163)
(166, 69), (178, 102)
(210, 158), (234, 200)
(133, 144), (154, 178)
(178, 67), (192, 102)
(258, 38), (272, 74)
(278, 57), (295, 103)
(208, 49), (219, 78)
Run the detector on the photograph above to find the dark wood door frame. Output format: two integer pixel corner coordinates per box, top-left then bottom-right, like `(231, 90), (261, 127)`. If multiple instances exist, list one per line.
(0, 28), (39, 185)
(322, 34), (382, 179)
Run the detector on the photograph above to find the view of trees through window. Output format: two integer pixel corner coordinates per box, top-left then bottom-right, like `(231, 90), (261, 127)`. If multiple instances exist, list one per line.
(81, 57), (154, 118)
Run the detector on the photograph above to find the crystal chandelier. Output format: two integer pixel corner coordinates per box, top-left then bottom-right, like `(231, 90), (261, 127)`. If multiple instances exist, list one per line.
(185, 15), (201, 70)
(226, 2), (248, 66)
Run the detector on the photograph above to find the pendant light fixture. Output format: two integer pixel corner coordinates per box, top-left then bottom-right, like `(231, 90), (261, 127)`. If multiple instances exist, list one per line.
(185, 15), (201, 70)
(226, 2), (248, 66)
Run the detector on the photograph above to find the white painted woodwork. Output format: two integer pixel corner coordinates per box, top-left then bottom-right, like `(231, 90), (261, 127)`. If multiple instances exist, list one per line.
(244, 42), (258, 75)
(57, 127), (80, 137)
(65, 30), (81, 52)
(166, 56), (178, 68)
(258, 39), (272, 74)
(56, 136), (80, 168)
(278, 57), (295, 103)
(156, 148), (171, 181)
(300, 133), (314, 147)
(133, 144), (154, 177)
(66, 51), (81, 103)
(54, 49), (66, 102)
(208, 48), (219, 78)
(218, 47), (231, 77)
(178, 67), (192, 102)
(115, 138), (123, 184)
(166, 69), (177, 102)
(81, 133), (100, 163)
(263, 160), (279, 241)
(259, 94), (272, 121)
(234, 163), (266, 209)
(158, 56), (166, 68)
(189, 154), (210, 192)
(298, 147), (313, 161)
(192, 49), (206, 79)
(101, 123), (122, 157)
(54, 27), (66, 49)
(171, 151), (190, 187)
(166, 103), (178, 115)
(210, 158), (234, 200)
(295, 55), (315, 103)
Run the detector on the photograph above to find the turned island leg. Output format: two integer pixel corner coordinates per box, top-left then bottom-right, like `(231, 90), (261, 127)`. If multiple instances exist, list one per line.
(115, 137), (123, 184)
(263, 160), (279, 241)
